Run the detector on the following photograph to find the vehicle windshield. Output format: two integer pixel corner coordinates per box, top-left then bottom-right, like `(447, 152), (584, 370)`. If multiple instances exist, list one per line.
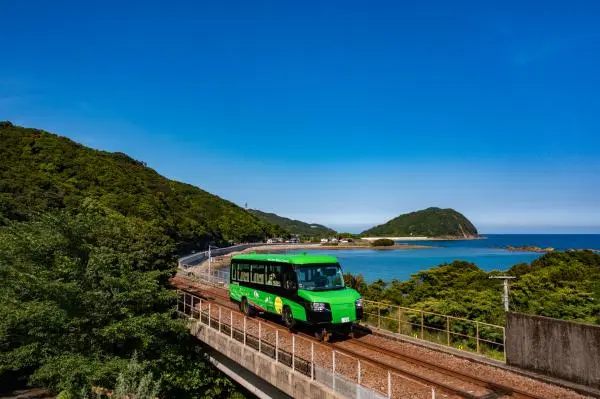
(295, 264), (345, 291)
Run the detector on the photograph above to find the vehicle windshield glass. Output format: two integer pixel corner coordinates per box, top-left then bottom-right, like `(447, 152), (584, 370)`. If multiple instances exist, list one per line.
(295, 264), (345, 291)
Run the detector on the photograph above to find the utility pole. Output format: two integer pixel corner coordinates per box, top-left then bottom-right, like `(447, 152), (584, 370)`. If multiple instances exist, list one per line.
(207, 244), (218, 282)
(489, 276), (516, 311)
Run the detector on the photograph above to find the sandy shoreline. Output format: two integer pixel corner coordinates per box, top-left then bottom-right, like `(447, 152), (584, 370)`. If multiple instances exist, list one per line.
(186, 242), (432, 272)
(251, 243), (432, 251)
(361, 236), (484, 241)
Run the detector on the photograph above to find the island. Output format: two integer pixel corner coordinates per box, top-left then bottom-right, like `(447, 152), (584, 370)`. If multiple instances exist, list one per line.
(361, 207), (478, 239)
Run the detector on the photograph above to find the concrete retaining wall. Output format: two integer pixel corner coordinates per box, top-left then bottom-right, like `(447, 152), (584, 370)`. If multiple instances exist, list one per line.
(506, 312), (600, 388)
(179, 243), (263, 267)
(188, 320), (368, 398)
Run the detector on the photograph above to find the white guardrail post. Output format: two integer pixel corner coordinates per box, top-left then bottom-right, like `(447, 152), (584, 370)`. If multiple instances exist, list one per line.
(311, 342), (314, 380)
(332, 350), (336, 391)
(292, 335), (295, 371)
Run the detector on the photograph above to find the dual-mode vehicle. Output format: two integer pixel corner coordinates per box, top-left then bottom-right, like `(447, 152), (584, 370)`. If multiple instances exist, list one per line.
(229, 253), (363, 340)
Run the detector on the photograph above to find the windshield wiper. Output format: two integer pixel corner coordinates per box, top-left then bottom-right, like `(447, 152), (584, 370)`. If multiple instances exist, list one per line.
(311, 286), (345, 291)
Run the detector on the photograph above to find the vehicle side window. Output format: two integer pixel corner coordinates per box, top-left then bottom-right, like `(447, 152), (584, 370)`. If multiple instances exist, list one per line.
(239, 264), (250, 282)
(283, 267), (297, 290)
(266, 264), (281, 287)
(251, 264), (265, 284)
(231, 263), (238, 281)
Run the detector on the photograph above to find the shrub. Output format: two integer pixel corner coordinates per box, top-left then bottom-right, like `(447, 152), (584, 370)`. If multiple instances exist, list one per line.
(371, 238), (394, 247)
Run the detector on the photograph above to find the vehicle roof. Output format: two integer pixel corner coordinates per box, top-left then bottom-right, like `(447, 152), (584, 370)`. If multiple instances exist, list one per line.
(231, 252), (339, 265)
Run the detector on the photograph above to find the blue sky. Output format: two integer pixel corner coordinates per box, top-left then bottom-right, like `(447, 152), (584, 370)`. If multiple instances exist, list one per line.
(2, 0), (600, 233)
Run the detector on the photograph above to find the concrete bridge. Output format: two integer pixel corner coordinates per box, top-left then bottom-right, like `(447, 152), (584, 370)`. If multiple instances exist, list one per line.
(177, 287), (398, 399)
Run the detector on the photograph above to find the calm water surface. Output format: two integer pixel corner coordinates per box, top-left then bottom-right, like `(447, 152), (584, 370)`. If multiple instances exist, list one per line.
(281, 234), (600, 282)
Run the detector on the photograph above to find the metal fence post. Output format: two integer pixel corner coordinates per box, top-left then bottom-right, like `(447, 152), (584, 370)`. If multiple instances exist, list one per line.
(230, 310), (233, 338)
(431, 387), (436, 399)
(378, 306), (381, 329)
(332, 350), (336, 391)
(420, 310), (424, 339)
(387, 370), (391, 398)
(258, 322), (262, 353)
(398, 309), (402, 334)
(184, 292), (188, 315)
(275, 330), (279, 362)
(208, 303), (212, 328)
(311, 342), (314, 380)
(243, 316), (247, 346)
(446, 317), (450, 346)
(502, 326), (506, 362)
(199, 298), (202, 321)
(292, 335), (295, 371)
(476, 321), (480, 354)
(357, 359), (361, 384)
(218, 307), (221, 332)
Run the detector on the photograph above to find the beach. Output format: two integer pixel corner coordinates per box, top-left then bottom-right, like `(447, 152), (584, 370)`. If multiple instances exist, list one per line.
(184, 241), (432, 273)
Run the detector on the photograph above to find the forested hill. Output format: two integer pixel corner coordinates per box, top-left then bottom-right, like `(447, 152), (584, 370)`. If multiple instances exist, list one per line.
(362, 207), (478, 238)
(249, 209), (336, 237)
(0, 121), (285, 253)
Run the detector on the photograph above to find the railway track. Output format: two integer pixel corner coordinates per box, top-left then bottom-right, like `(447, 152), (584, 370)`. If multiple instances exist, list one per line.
(337, 338), (546, 399)
(171, 276), (549, 399)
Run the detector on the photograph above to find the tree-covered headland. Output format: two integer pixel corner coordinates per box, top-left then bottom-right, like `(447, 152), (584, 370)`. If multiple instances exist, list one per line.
(0, 121), (286, 254)
(362, 207), (478, 238)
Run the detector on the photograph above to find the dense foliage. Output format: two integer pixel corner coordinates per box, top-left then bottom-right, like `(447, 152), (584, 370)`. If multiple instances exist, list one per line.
(248, 209), (336, 238)
(371, 238), (394, 247)
(0, 122), (286, 254)
(0, 204), (241, 398)
(361, 207), (478, 238)
(345, 251), (600, 326)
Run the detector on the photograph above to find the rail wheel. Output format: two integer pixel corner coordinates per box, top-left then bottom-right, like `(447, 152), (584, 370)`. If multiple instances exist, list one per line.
(240, 297), (255, 317)
(314, 327), (331, 342)
(282, 306), (296, 330)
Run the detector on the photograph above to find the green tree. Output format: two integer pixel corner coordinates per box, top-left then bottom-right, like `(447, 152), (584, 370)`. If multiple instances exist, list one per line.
(371, 238), (394, 247)
(0, 205), (240, 398)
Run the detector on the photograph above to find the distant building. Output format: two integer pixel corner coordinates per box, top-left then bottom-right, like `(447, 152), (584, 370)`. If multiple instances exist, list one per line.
(320, 238), (328, 243)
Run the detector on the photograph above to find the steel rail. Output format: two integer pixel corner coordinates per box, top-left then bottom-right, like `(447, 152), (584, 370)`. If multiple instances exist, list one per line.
(341, 338), (545, 399)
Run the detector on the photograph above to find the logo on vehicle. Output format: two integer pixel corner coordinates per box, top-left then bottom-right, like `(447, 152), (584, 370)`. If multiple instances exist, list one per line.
(253, 290), (259, 298)
(274, 297), (283, 314)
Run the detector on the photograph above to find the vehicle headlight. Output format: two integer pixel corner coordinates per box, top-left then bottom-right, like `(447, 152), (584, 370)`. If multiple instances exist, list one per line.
(311, 302), (328, 312)
(355, 298), (363, 307)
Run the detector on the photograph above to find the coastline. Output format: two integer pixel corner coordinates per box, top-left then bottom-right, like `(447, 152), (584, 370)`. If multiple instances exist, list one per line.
(256, 243), (432, 251)
(361, 236), (485, 241)
(184, 242), (432, 273)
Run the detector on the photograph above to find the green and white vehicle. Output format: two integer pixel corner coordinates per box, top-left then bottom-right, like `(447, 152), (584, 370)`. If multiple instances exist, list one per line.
(229, 253), (363, 339)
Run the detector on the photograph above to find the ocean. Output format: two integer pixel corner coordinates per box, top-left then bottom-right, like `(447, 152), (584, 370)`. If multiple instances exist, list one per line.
(294, 234), (600, 282)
